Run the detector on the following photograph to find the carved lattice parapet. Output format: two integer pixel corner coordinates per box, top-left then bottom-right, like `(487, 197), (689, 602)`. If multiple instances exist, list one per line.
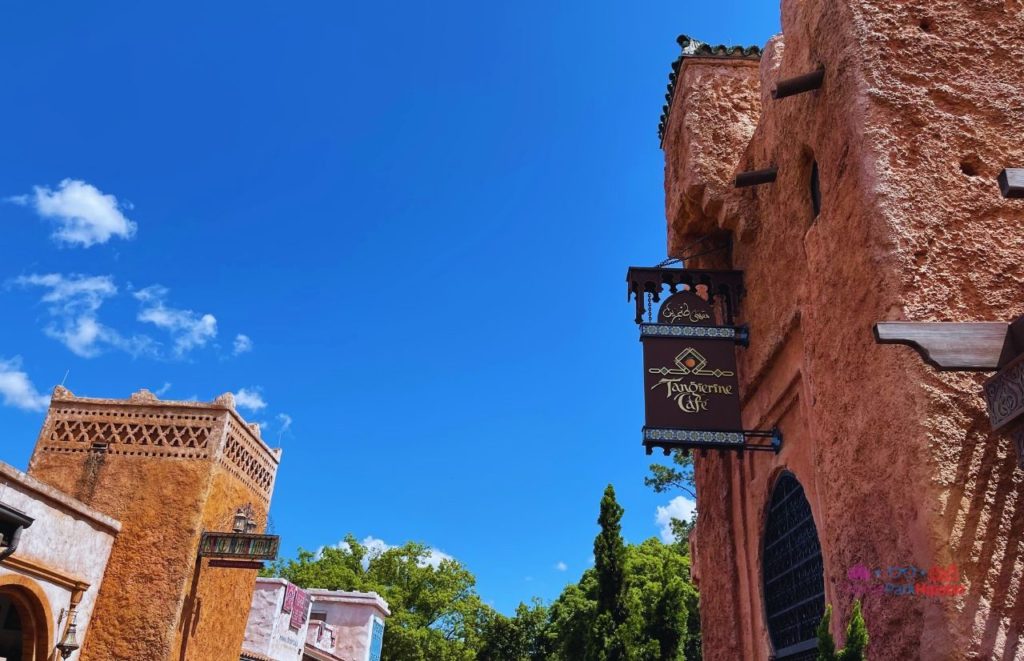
(41, 406), (218, 459)
(219, 419), (277, 502)
(34, 388), (281, 502)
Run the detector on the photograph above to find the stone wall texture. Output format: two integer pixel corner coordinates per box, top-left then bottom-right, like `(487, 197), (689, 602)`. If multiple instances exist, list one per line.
(662, 1), (1024, 659)
(27, 389), (281, 661)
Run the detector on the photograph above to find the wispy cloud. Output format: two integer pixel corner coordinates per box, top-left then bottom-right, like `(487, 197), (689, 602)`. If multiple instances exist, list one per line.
(655, 496), (696, 544)
(233, 333), (253, 355)
(134, 285), (217, 357)
(154, 382), (172, 396)
(0, 357), (50, 412)
(276, 413), (293, 434)
(555, 561), (568, 572)
(15, 274), (227, 361)
(234, 387), (267, 412)
(14, 273), (153, 358)
(9, 179), (137, 247)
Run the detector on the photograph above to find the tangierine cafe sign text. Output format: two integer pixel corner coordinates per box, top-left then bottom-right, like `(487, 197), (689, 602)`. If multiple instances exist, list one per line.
(625, 266), (780, 455)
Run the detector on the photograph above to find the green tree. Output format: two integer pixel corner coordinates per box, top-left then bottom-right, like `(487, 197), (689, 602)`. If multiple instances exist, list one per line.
(650, 578), (688, 660)
(645, 450), (696, 500)
(267, 537), (493, 661)
(477, 599), (550, 661)
(594, 485), (627, 625)
(593, 485), (628, 661)
(817, 605), (836, 661)
(816, 601), (868, 661)
(840, 601), (868, 661)
(547, 576), (596, 660)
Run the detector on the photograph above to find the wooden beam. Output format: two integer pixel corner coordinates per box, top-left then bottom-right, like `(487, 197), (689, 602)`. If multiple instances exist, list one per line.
(873, 321), (1010, 371)
(998, 169), (1024, 198)
(772, 69), (825, 99)
(735, 168), (777, 188)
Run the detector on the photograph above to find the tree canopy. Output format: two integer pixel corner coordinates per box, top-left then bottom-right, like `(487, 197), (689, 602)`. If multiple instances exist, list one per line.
(265, 486), (701, 660)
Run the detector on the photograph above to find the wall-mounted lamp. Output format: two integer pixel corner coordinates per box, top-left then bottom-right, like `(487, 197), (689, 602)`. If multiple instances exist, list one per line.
(56, 610), (80, 659)
(232, 504), (258, 534)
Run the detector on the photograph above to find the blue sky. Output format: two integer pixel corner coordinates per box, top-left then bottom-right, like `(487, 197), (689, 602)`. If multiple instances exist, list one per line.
(0, 2), (778, 613)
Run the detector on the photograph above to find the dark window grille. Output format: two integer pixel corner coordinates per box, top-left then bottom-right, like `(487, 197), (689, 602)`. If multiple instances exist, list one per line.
(763, 473), (825, 660)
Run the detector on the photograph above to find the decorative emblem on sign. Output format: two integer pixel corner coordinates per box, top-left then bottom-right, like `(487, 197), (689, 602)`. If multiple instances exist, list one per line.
(627, 265), (780, 455)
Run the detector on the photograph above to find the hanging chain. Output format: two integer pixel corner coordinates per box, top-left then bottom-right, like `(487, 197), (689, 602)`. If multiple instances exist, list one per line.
(646, 292), (653, 323)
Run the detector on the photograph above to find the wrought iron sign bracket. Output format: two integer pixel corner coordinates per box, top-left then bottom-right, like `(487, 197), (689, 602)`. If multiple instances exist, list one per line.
(643, 427), (782, 456)
(627, 267), (744, 325)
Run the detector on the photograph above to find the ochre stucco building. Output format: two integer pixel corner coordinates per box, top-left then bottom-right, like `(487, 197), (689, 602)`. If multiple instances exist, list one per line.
(658, 1), (1024, 659)
(26, 387), (282, 661)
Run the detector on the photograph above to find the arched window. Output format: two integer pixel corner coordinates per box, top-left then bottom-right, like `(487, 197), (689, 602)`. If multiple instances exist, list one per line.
(763, 472), (825, 660)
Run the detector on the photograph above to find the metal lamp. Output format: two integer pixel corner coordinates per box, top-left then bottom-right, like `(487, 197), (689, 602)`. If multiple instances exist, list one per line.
(232, 508), (248, 533)
(56, 611), (80, 659)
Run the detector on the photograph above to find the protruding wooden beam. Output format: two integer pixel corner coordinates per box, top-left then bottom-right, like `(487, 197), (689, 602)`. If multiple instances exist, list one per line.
(735, 168), (777, 188)
(772, 69), (825, 99)
(998, 169), (1024, 198)
(873, 321), (1010, 371)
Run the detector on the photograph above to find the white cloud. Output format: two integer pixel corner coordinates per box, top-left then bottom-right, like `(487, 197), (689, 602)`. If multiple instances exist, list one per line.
(0, 357), (50, 412)
(555, 561), (568, 572)
(11, 179), (137, 247)
(655, 496), (697, 544)
(155, 382), (172, 396)
(233, 334), (253, 355)
(234, 387), (267, 412)
(134, 285), (217, 357)
(330, 536), (454, 569)
(14, 273), (154, 358)
(276, 413), (293, 434)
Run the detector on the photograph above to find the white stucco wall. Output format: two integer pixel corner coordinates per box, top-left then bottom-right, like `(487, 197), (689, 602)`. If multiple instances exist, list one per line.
(306, 590), (389, 661)
(0, 461), (119, 661)
(242, 578), (311, 660)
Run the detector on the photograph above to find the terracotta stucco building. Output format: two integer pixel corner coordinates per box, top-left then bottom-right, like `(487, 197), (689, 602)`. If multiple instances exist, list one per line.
(26, 387), (282, 661)
(658, 0), (1024, 659)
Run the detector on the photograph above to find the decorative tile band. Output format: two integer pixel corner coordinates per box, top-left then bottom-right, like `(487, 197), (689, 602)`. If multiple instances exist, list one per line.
(640, 324), (736, 339)
(643, 428), (745, 445)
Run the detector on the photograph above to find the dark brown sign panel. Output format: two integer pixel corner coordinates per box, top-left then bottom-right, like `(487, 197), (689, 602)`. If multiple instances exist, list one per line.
(642, 329), (743, 446)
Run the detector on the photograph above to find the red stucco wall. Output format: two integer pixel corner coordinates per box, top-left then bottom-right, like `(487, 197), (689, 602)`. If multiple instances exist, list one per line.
(663, 1), (1024, 658)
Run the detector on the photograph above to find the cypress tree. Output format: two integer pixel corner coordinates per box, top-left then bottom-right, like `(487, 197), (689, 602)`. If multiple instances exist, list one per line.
(839, 601), (868, 661)
(817, 605), (836, 661)
(594, 484), (627, 625)
(592, 484), (627, 661)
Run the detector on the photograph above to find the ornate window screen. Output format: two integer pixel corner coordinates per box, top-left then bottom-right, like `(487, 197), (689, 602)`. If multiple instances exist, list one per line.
(369, 617), (385, 661)
(763, 473), (825, 661)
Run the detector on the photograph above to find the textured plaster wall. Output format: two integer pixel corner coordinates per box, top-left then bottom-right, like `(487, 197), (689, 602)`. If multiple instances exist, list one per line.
(0, 462), (118, 661)
(664, 0), (1024, 659)
(307, 593), (389, 661)
(174, 463), (269, 661)
(242, 579), (309, 661)
(662, 59), (762, 255)
(29, 449), (211, 660)
(26, 393), (281, 661)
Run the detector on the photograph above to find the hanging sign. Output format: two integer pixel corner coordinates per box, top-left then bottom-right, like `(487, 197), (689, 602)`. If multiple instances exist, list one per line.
(290, 588), (311, 630)
(627, 266), (779, 455)
(642, 292), (745, 448)
(199, 531), (280, 562)
(983, 317), (1024, 468)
